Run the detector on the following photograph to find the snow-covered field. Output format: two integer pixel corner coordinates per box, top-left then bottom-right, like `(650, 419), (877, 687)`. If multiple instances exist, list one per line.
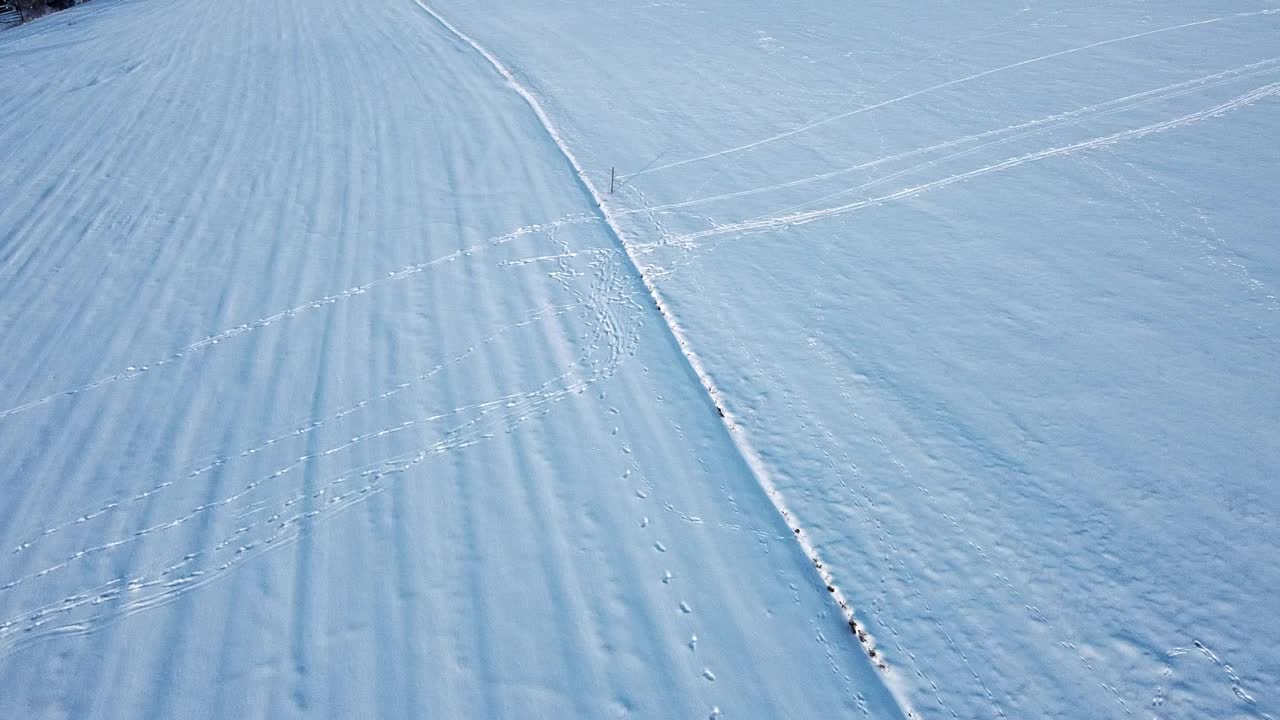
(2, 0), (1277, 718)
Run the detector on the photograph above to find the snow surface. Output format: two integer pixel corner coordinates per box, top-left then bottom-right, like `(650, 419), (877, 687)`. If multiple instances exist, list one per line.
(1, 0), (1278, 719)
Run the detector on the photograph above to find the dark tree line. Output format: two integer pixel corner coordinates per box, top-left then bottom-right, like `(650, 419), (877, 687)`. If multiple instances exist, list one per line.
(13, 0), (84, 23)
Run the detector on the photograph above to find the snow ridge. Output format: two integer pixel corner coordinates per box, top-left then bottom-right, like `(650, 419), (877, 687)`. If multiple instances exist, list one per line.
(409, 1), (917, 715)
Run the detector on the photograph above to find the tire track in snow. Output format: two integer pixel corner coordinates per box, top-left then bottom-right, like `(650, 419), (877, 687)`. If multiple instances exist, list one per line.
(620, 8), (1280, 180)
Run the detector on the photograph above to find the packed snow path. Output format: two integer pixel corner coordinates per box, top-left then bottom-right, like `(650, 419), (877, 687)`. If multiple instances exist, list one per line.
(0, 0), (906, 717)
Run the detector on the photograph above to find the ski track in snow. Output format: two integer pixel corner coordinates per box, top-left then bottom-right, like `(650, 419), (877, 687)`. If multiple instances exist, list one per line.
(619, 7), (1280, 180)
(663, 80), (1280, 245)
(615, 57), (1280, 219)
